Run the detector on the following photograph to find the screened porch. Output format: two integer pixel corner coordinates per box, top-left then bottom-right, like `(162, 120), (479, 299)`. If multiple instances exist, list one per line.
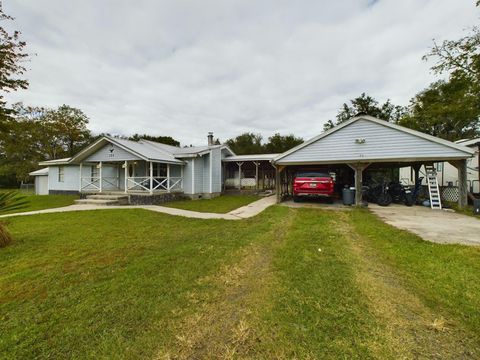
(79, 160), (183, 193)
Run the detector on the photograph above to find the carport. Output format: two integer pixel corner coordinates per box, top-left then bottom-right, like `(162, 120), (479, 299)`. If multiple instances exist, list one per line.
(273, 116), (475, 208)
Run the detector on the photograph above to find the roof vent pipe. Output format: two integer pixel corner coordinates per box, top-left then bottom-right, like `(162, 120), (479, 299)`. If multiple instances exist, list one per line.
(207, 132), (214, 146)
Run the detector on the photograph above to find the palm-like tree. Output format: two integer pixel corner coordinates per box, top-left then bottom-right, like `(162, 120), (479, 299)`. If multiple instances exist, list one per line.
(0, 191), (28, 247)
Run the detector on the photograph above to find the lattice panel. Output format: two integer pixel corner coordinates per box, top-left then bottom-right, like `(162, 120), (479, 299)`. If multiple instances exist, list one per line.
(441, 186), (459, 202)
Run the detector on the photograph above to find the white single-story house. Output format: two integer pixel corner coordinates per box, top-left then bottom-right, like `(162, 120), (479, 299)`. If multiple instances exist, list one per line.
(399, 138), (480, 194)
(30, 116), (476, 208)
(36, 134), (233, 199)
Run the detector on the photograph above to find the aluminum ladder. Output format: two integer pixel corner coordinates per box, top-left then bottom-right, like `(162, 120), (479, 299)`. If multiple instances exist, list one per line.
(425, 165), (442, 209)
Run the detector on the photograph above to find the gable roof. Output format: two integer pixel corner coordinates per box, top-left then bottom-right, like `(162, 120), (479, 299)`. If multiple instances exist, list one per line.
(29, 167), (49, 176)
(275, 115), (475, 164)
(142, 140), (234, 157)
(40, 136), (235, 166)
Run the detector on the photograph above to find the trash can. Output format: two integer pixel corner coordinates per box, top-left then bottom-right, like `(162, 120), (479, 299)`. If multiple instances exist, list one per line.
(342, 187), (355, 205)
(474, 199), (480, 216)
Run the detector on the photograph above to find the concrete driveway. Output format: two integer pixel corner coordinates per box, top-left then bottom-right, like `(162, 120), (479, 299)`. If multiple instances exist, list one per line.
(370, 204), (480, 246)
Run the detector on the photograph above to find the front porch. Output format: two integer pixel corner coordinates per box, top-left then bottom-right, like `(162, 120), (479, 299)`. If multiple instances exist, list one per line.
(78, 160), (184, 194)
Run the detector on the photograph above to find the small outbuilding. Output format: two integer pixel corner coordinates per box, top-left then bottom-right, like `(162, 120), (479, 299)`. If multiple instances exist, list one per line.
(29, 168), (49, 195)
(273, 115), (475, 208)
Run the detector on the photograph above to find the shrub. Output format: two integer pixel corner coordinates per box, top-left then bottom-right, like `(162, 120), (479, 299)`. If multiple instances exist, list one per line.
(0, 191), (28, 248)
(0, 223), (12, 247)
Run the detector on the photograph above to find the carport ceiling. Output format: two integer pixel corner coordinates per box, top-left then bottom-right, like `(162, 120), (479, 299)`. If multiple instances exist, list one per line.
(274, 116), (474, 166)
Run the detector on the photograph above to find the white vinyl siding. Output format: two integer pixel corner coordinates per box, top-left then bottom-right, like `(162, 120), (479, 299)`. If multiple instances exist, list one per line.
(85, 143), (142, 162)
(279, 119), (471, 164)
(194, 156), (204, 194)
(211, 148), (222, 193)
(49, 165), (80, 191)
(202, 154), (210, 193)
(34, 176), (49, 195)
(183, 159), (194, 194)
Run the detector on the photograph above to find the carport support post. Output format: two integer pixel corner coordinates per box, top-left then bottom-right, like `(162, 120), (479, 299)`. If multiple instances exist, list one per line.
(254, 161), (259, 190)
(412, 163), (422, 184)
(348, 163), (370, 207)
(275, 165), (285, 203)
(449, 159), (468, 209)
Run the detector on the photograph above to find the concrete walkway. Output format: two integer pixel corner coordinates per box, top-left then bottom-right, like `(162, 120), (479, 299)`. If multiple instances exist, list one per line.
(370, 204), (480, 246)
(0, 196), (277, 221)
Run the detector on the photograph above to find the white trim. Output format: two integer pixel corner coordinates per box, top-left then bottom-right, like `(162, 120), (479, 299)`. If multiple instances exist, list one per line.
(149, 161), (153, 194)
(99, 161), (103, 192)
(167, 163), (171, 192)
(209, 151), (213, 193)
(79, 163), (83, 192)
(124, 161), (128, 193)
(191, 158), (195, 194)
(274, 115), (475, 163)
(275, 156), (472, 166)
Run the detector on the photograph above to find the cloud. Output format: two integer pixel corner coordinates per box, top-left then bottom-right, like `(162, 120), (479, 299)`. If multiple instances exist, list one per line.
(4, 0), (479, 145)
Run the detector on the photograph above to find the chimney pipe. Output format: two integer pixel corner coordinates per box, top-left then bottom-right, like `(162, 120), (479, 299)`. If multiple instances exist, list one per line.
(207, 132), (214, 146)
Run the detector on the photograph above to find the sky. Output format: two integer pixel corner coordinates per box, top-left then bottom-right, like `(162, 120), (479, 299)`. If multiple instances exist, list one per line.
(4, 0), (479, 146)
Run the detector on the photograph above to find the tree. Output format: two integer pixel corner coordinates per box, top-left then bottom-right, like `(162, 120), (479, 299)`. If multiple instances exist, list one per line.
(0, 104), (92, 183)
(423, 25), (480, 83)
(225, 133), (264, 154)
(42, 105), (92, 157)
(401, 1), (480, 141)
(0, 104), (46, 182)
(0, 6), (29, 124)
(324, 93), (406, 131)
(129, 134), (180, 146)
(264, 133), (303, 153)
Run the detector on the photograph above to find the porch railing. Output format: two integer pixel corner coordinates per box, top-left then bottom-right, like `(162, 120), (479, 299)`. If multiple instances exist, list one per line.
(126, 177), (183, 192)
(81, 177), (119, 191)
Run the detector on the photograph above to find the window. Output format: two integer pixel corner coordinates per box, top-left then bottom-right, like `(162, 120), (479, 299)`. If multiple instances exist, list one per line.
(58, 166), (65, 182)
(435, 162), (443, 172)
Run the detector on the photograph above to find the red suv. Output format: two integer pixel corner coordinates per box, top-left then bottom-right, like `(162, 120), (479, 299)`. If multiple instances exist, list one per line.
(293, 170), (335, 202)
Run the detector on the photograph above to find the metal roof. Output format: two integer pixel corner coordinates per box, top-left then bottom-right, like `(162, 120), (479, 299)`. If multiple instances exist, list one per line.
(29, 167), (49, 176)
(40, 136), (235, 166)
(456, 138), (480, 147)
(222, 153), (280, 162)
(39, 158), (72, 166)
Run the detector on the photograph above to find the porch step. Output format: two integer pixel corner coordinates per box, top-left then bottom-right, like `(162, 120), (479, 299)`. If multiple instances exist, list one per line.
(75, 199), (123, 206)
(75, 193), (129, 206)
(87, 194), (129, 201)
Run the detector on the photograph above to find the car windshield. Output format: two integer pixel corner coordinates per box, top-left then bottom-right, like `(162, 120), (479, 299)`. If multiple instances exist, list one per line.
(296, 172), (330, 178)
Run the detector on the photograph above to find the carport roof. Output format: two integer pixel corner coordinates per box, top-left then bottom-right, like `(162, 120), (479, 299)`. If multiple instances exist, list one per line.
(222, 154), (279, 162)
(274, 116), (475, 165)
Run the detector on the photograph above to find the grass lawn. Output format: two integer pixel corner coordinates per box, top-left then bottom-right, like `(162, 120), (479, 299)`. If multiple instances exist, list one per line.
(163, 194), (260, 213)
(0, 192), (78, 215)
(1, 207), (479, 358)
